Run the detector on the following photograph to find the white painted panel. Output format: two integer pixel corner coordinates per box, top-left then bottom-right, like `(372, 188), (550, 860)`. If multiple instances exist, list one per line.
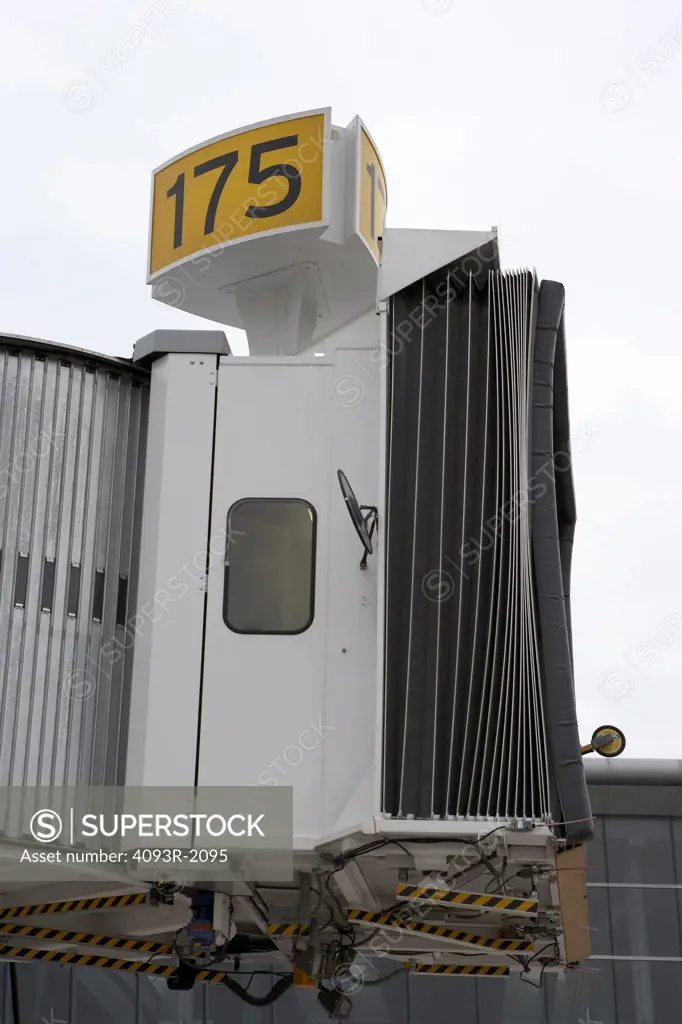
(321, 342), (381, 836)
(199, 361), (331, 841)
(199, 313), (383, 844)
(126, 355), (216, 787)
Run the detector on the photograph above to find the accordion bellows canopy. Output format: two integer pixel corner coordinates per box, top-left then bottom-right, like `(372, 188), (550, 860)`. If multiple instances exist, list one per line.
(382, 262), (592, 842)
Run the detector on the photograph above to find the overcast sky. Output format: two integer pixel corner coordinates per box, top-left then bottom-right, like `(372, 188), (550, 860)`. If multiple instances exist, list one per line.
(2, 0), (681, 757)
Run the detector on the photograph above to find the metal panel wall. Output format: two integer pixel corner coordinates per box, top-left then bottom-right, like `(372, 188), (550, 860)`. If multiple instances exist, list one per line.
(0, 952), (620, 1023)
(381, 264), (588, 830)
(0, 337), (149, 790)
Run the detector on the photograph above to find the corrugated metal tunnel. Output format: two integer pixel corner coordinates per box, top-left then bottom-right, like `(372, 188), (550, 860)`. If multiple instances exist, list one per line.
(0, 336), (149, 790)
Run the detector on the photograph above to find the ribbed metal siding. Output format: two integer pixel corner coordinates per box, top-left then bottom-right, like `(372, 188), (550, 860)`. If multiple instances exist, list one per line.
(0, 338), (148, 789)
(0, 952), (616, 1023)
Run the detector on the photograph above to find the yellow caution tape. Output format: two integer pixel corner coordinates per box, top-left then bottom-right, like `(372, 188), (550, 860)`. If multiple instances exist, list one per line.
(395, 885), (538, 915)
(348, 910), (533, 951)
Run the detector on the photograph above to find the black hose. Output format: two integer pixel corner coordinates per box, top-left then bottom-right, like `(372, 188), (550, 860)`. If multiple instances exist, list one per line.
(221, 972), (293, 1006)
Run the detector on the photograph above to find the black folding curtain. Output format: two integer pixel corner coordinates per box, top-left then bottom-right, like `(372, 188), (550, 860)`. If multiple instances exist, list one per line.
(381, 254), (592, 843)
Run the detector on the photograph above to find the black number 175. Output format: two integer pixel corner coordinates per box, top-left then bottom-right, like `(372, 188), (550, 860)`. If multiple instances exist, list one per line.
(165, 135), (303, 250)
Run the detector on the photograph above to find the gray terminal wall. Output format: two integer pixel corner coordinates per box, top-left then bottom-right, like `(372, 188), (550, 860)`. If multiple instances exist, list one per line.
(0, 336), (149, 789)
(1, 762), (677, 1024)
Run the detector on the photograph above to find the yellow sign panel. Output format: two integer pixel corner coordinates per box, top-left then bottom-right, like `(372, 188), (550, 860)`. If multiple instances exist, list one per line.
(149, 111), (327, 277)
(358, 124), (387, 263)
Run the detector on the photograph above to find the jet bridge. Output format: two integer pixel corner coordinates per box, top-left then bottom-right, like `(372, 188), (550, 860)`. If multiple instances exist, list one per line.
(0, 108), (623, 1014)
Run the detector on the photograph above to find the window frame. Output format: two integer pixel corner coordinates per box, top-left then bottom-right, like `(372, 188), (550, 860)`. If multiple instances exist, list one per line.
(222, 496), (317, 636)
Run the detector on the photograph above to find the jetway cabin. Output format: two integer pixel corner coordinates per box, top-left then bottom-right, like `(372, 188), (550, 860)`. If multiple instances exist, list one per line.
(0, 108), (624, 1009)
(126, 311), (385, 847)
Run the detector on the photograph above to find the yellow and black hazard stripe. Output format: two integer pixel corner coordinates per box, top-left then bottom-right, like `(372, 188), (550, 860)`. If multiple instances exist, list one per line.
(413, 963), (509, 977)
(0, 893), (149, 921)
(0, 944), (230, 985)
(267, 923), (310, 938)
(347, 911), (533, 951)
(0, 923), (170, 955)
(395, 885), (538, 916)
